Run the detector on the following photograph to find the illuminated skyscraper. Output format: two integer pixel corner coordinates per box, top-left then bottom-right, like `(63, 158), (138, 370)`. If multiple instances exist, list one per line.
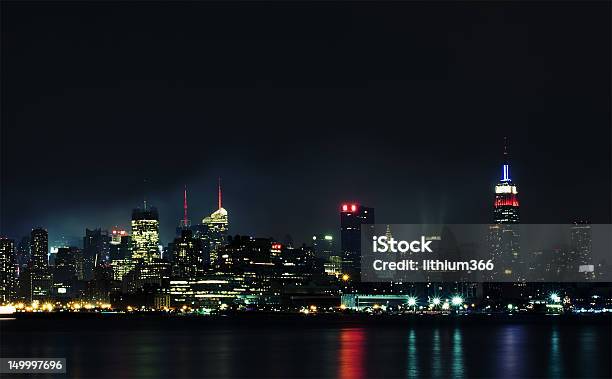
(31, 228), (49, 271)
(0, 238), (16, 302)
(490, 138), (521, 280)
(340, 203), (374, 279)
(172, 229), (204, 278)
(198, 179), (229, 265)
(493, 141), (520, 224)
(28, 228), (52, 301)
(131, 202), (161, 262)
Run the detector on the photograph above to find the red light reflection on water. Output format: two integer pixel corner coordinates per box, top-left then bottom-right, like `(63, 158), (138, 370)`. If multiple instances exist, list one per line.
(339, 328), (365, 379)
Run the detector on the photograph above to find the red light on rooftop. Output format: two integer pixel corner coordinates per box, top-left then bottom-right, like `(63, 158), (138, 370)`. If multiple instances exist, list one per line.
(351, 204), (357, 212)
(112, 230), (117, 234)
(342, 204), (348, 212)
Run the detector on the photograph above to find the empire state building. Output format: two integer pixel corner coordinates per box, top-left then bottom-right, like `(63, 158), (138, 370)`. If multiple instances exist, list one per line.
(490, 138), (521, 281)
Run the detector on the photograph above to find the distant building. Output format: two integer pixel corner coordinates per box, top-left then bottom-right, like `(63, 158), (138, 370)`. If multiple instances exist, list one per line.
(0, 238), (16, 302)
(489, 139), (521, 281)
(109, 227), (131, 261)
(571, 222), (594, 280)
(124, 259), (170, 293)
(54, 247), (78, 282)
(196, 180), (228, 266)
(340, 203), (374, 279)
(172, 229), (204, 278)
(31, 228), (49, 272)
(15, 236), (30, 273)
(312, 234), (334, 260)
(83, 228), (110, 280)
(131, 203), (160, 263)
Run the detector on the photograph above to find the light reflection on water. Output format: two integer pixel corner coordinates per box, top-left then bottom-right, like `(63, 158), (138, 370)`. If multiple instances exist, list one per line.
(406, 329), (418, 378)
(339, 328), (365, 379)
(1, 318), (610, 378)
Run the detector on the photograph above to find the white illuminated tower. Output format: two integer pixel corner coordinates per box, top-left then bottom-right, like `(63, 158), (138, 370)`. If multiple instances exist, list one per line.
(131, 202), (160, 262)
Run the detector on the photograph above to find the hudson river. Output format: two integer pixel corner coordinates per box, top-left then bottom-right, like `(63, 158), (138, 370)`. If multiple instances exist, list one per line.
(1, 314), (610, 378)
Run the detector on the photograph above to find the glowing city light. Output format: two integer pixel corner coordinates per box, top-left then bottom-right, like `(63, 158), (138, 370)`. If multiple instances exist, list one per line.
(431, 297), (441, 306)
(451, 296), (463, 306)
(407, 297), (417, 307)
(550, 293), (561, 303)
(342, 274), (350, 282)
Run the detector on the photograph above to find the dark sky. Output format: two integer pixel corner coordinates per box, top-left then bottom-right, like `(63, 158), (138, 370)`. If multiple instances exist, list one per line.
(1, 2), (610, 246)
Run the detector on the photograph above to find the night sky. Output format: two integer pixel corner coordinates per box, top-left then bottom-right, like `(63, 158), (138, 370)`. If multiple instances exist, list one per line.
(1, 2), (610, 246)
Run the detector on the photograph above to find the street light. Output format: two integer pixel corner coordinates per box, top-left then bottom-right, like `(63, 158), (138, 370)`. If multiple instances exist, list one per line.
(431, 297), (441, 307)
(550, 293), (561, 303)
(407, 297), (417, 307)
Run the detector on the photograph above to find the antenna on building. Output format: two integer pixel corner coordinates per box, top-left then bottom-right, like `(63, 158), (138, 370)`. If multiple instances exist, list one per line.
(184, 185), (188, 224)
(218, 177), (222, 210)
(502, 137), (511, 182)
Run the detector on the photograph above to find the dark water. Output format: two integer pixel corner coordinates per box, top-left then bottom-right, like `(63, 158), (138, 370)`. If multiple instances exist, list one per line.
(1, 315), (610, 378)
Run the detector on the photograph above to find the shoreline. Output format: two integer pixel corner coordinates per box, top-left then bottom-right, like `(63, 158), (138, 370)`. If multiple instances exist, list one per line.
(4, 311), (611, 327)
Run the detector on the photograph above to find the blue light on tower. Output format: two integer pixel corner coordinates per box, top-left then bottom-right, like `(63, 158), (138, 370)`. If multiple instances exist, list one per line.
(502, 164), (510, 182)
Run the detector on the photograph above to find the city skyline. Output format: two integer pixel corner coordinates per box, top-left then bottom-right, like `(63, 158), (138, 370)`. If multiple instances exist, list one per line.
(1, 3), (610, 379)
(2, 137), (609, 247)
(1, 141), (610, 248)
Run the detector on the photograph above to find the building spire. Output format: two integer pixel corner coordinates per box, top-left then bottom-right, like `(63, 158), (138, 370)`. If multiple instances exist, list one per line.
(183, 185), (188, 226)
(501, 137), (511, 182)
(218, 177), (222, 210)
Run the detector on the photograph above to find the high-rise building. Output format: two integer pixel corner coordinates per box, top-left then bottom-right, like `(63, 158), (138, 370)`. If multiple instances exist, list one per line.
(54, 247), (78, 283)
(490, 138), (521, 281)
(83, 228), (110, 280)
(197, 179), (229, 265)
(26, 228), (52, 301)
(52, 246), (80, 298)
(340, 203), (375, 279)
(571, 221), (594, 280)
(0, 238), (16, 302)
(109, 227), (131, 261)
(31, 228), (49, 272)
(15, 236), (30, 274)
(312, 234), (334, 260)
(172, 229), (204, 278)
(131, 203), (161, 262)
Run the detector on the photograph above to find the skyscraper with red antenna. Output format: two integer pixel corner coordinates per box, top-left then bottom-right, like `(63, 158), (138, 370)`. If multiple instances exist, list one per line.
(199, 178), (229, 266)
